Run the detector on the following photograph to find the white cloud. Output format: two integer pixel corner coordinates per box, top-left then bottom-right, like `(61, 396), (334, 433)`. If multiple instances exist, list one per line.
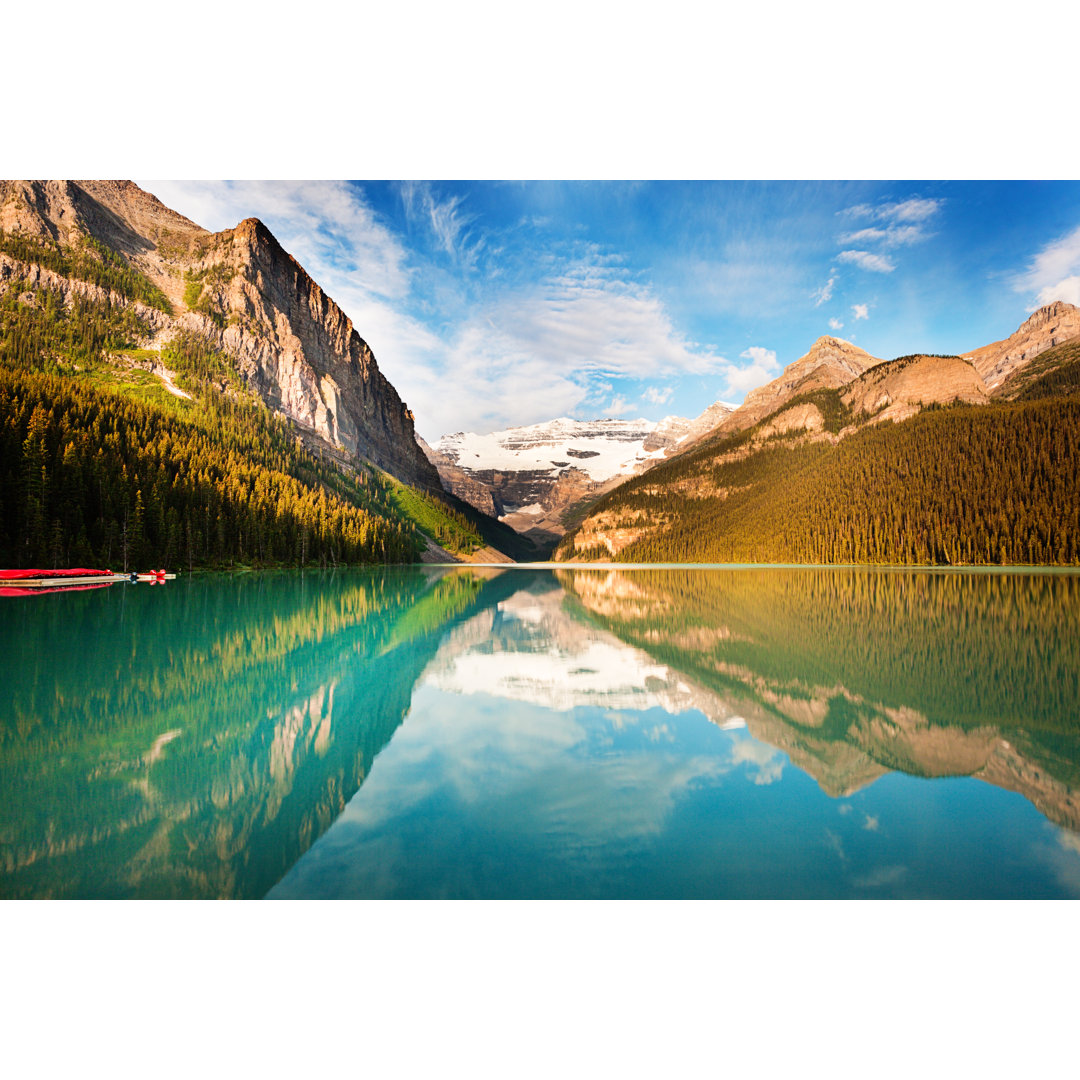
(832, 199), (940, 280)
(838, 250), (896, 273)
(408, 252), (728, 435)
(642, 386), (674, 405)
(852, 303), (869, 320)
(741, 345), (777, 369)
(407, 253), (735, 436)
(888, 198), (943, 223)
(812, 275), (835, 306)
(828, 317), (844, 330)
(843, 198), (943, 224)
(1012, 223), (1080, 308)
(840, 224), (929, 248)
(712, 345), (781, 401)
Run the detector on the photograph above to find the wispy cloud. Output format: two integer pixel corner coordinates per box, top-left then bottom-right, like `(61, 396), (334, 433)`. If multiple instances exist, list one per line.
(828, 317), (844, 330)
(833, 197), (941, 278)
(843, 198), (943, 224)
(838, 250), (896, 274)
(840, 224), (929, 248)
(1012, 223), (1080, 308)
(406, 251), (730, 435)
(812, 275), (836, 306)
(398, 180), (485, 270)
(852, 303), (869, 320)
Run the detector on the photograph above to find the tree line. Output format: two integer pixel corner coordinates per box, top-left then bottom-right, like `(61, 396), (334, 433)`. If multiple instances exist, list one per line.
(0, 229), (173, 313)
(0, 277), (426, 568)
(558, 393), (1080, 566)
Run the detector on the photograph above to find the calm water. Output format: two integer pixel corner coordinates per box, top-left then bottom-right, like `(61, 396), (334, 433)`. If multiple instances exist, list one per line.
(3, 565), (1079, 899)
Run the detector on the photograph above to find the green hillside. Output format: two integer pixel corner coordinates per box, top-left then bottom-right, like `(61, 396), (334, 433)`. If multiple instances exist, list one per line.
(556, 385), (1080, 566)
(0, 269), (495, 568)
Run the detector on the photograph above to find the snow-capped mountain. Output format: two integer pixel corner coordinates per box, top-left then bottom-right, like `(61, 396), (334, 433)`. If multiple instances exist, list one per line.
(421, 406), (735, 546)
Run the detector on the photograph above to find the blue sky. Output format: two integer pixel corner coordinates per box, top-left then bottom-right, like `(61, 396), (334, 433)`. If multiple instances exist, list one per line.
(142, 180), (1080, 441)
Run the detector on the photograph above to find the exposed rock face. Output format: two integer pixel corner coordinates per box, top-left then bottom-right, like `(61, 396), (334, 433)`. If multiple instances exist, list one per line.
(841, 354), (988, 424)
(759, 401), (826, 439)
(720, 336), (879, 435)
(197, 217), (440, 487)
(0, 179), (204, 266)
(965, 301), (1080, 391)
(0, 180), (441, 491)
(416, 436), (498, 517)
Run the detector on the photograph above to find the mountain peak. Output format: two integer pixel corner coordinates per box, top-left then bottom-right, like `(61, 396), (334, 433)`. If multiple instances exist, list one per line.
(966, 301), (1080, 389)
(809, 334), (850, 350)
(1019, 300), (1079, 332)
(804, 335), (871, 358)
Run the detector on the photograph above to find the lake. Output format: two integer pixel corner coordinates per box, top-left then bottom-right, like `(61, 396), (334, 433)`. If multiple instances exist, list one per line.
(3, 565), (1079, 899)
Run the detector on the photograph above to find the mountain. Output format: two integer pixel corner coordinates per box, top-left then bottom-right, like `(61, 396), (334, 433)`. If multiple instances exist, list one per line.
(1, 179), (439, 489)
(423, 407), (733, 547)
(718, 335), (880, 436)
(0, 179), (530, 567)
(965, 300), (1080, 391)
(555, 304), (1080, 565)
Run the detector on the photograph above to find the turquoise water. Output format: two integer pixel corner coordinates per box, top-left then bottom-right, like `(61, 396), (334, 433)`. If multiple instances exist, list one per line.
(3, 566), (1079, 899)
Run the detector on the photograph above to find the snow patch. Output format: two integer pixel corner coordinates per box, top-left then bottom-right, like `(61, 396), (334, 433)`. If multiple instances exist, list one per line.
(434, 416), (688, 482)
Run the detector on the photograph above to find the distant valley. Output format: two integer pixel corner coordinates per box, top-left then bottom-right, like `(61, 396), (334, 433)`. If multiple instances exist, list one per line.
(420, 406), (733, 547)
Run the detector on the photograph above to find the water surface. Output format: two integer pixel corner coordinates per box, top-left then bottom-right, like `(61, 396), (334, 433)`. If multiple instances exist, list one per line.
(3, 566), (1079, 898)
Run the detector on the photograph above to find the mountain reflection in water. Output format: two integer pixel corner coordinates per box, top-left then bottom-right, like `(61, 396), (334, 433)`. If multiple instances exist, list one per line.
(3, 566), (1079, 899)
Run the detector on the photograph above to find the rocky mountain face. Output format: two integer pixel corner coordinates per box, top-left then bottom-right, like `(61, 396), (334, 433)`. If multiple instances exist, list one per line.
(0, 179), (441, 491)
(965, 300), (1080, 391)
(424, 408), (733, 543)
(719, 336), (880, 436)
(840, 353), (988, 424)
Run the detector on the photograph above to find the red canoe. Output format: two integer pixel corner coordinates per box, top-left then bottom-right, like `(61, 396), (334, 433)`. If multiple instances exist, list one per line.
(0, 569), (175, 593)
(0, 568), (113, 580)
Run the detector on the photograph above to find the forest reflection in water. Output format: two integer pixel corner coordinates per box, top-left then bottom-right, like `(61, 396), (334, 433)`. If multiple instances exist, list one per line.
(3, 565), (1079, 898)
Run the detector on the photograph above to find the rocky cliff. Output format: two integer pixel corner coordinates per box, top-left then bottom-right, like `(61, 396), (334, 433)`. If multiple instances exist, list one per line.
(0, 179), (441, 490)
(965, 300), (1080, 391)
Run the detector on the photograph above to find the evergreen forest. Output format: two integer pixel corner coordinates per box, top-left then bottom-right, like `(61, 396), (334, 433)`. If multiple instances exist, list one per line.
(0, 260), (484, 569)
(557, 343), (1080, 566)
